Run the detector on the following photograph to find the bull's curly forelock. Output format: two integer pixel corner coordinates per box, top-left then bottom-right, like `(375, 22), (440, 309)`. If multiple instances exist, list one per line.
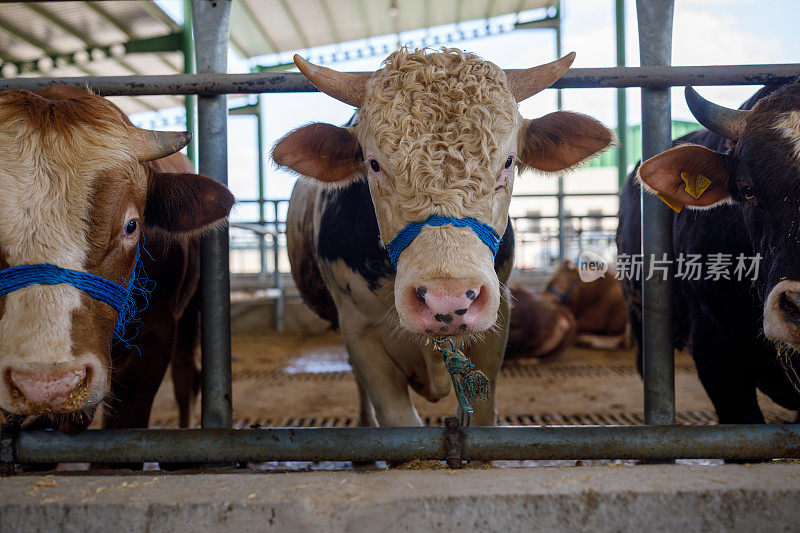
(357, 48), (518, 219)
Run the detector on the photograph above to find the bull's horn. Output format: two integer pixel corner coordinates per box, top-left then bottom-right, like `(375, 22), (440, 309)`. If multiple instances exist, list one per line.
(505, 52), (576, 102)
(685, 86), (750, 141)
(129, 127), (192, 162)
(294, 54), (369, 108)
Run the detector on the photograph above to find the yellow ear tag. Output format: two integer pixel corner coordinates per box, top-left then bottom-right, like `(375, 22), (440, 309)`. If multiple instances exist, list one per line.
(657, 194), (684, 213)
(681, 172), (712, 200)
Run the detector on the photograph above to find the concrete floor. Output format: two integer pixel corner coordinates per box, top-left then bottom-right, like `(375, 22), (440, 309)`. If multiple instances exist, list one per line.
(3, 463), (800, 531)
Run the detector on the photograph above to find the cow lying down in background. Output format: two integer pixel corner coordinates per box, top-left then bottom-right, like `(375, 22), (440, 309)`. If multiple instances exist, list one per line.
(505, 283), (577, 361)
(276, 48), (613, 427)
(505, 261), (629, 362)
(0, 86), (235, 438)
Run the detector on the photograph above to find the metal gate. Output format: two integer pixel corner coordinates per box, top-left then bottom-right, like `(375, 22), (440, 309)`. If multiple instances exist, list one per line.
(2, 0), (800, 473)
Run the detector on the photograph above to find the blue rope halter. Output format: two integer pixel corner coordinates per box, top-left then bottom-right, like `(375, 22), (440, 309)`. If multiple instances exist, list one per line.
(385, 215), (502, 268)
(0, 248), (147, 344)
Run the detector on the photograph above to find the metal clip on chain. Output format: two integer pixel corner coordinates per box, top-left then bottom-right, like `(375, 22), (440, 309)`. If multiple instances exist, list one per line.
(433, 337), (491, 427)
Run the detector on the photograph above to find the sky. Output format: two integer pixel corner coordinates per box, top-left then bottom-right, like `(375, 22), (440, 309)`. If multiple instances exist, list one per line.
(150, 0), (800, 222)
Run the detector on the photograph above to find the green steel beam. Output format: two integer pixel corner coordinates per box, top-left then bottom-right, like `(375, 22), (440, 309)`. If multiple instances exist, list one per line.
(317, 0), (341, 43)
(183, 0), (197, 166)
(514, 17), (560, 30)
(237, 0), (278, 54)
(456, 0), (465, 23)
(229, 103), (259, 116)
(616, 0), (628, 188)
(256, 96), (266, 226)
(252, 62), (296, 72)
(125, 32), (183, 54)
(277, 0), (311, 50)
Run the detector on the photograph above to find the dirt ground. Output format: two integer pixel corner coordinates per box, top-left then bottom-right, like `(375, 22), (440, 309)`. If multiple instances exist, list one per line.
(150, 332), (796, 428)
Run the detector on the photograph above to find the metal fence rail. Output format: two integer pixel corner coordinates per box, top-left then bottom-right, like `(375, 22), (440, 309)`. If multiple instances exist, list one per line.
(2, 0), (800, 473)
(1, 64), (798, 94)
(8, 425), (800, 464)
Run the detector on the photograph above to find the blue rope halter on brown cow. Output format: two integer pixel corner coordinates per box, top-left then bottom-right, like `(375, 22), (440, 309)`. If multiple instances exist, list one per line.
(0, 248), (152, 347)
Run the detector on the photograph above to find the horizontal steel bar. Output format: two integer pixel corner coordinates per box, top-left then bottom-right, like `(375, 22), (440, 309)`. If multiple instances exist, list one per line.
(12, 425), (800, 464)
(1, 64), (798, 95)
(14, 427), (444, 464)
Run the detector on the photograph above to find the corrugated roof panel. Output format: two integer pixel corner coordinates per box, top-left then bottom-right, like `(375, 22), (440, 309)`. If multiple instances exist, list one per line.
(0, 1), (184, 115)
(282, 0), (330, 49)
(430, 0), (464, 28)
(232, 0), (557, 58)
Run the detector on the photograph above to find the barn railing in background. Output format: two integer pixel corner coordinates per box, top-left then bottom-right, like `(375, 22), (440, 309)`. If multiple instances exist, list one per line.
(3, 0), (800, 472)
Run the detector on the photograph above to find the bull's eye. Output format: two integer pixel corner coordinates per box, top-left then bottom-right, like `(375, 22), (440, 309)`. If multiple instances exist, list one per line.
(124, 219), (138, 236)
(504, 155), (514, 169)
(741, 186), (755, 201)
(369, 159), (381, 173)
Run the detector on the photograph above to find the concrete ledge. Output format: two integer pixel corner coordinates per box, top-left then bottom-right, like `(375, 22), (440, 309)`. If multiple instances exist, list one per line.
(2, 464), (800, 532)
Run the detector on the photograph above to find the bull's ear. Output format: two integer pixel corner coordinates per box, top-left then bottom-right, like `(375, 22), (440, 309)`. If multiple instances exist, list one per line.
(638, 144), (730, 212)
(518, 112), (614, 172)
(145, 172), (235, 234)
(272, 122), (362, 182)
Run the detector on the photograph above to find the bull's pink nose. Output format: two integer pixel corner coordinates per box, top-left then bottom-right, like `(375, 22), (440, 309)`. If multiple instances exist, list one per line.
(407, 280), (487, 335)
(9, 366), (87, 408)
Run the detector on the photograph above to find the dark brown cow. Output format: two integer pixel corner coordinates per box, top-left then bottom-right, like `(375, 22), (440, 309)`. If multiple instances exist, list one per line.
(0, 86), (234, 435)
(506, 283), (576, 360)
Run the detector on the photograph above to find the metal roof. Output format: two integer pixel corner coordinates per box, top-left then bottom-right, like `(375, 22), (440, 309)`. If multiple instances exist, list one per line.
(0, 1), (186, 114)
(0, 0), (557, 115)
(230, 0), (557, 59)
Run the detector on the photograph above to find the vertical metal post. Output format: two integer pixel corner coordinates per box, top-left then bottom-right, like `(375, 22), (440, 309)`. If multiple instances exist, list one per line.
(272, 202), (284, 332)
(193, 0), (233, 429)
(615, 0), (628, 189)
(555, 6), (566, 262)
(182, 0), (197, 167)
(637, 0), (675, 425)
(256, 95), (268, 283)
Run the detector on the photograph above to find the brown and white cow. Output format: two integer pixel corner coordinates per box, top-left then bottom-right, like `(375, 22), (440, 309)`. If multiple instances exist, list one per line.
(0, 86), (234, 434)
(275, 49), (613, 426)
(542, 260), (630, 349)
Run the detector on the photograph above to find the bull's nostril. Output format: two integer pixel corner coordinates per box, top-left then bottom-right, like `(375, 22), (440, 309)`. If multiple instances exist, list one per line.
(455, 309), (468, 316)
(434, 313), (453, 323)
(465, 290), (476, 300)
(416, 286), (427, 301)
(780, 291), (800, 325)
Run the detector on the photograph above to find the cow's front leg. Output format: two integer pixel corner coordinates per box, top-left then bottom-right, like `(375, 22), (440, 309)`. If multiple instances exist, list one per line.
(341, 322), (422, 427)
(464, 287), (510, 427)
(353, 373), (378, 427)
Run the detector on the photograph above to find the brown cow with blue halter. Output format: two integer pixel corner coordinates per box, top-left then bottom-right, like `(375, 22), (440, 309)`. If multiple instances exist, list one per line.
(0, 86), (234, 436)
(276, 49), (613, 427)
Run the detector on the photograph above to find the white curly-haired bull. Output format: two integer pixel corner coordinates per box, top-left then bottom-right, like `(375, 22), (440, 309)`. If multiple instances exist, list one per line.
(274, 49), (613, 427)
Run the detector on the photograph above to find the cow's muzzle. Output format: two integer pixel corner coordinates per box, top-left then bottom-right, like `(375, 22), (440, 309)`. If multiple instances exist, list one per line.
(765, 280), (800, 349)
(1, 359), (103, 415)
